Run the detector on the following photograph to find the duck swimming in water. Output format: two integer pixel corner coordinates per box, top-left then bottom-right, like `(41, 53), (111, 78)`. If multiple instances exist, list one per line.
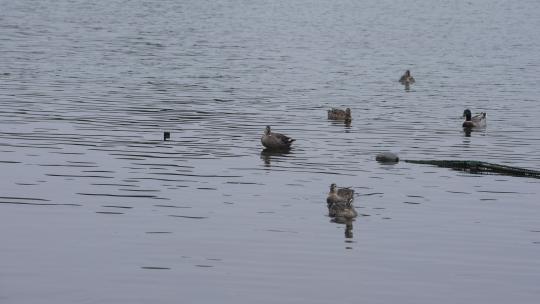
(326, 183), (357, 218)
(462, 109), (486, 128)
(261, 126), (295, 150)
(399, 70), (415, 85)
(327, 108), (352, 123)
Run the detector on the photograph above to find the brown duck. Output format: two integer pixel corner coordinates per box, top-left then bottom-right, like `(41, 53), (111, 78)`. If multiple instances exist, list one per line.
(261, 126), (295, 150)
(327, 108), (352, 123)
(326, 183), (357, 218)
(399, 70), (415, 85)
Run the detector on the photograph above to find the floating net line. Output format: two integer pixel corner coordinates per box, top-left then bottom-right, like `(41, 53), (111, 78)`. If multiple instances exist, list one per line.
(404, 160), (540, 179)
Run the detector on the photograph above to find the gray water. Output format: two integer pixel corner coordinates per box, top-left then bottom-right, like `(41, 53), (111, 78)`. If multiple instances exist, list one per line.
(1, 0), (540, 303)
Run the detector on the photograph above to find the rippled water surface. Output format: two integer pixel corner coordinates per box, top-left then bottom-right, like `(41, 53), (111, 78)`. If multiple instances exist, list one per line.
(1, 0), (540, 303)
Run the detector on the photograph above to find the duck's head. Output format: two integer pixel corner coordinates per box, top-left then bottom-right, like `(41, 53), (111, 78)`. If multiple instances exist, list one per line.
(405, 70), (411, 77)
(463, 109), (472, 121)
(345, 108), (351, 116)
(264, 126), (271, 135)
(330, 183), (337, 193)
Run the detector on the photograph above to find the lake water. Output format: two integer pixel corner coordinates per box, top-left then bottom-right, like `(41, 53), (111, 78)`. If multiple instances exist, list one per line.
(1, 0), (540, 303)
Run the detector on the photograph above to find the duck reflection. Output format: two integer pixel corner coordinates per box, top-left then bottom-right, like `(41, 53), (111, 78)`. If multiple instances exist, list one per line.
(462, 127), (487, 138)
(331, 217), (354, 239)
(404, 82), (411, 91)
(260, 149), (290, 167)
(328, 119), (352, 129)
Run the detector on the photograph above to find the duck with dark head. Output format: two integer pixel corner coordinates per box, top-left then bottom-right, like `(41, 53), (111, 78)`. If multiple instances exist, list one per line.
(462, 109), (486, 129)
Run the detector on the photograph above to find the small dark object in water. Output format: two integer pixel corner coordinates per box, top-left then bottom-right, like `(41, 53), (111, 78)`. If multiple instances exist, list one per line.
(399, 70), (415, 85)
(163, 132), (170, 141)
(376, 152), (399, 163)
